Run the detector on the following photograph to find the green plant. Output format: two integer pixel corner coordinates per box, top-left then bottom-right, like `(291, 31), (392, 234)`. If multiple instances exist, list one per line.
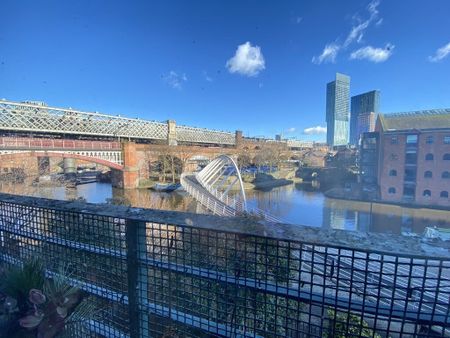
(0, 261), (95, 338)
(1, 260), (45, 312)
(324, 308), (382, 338)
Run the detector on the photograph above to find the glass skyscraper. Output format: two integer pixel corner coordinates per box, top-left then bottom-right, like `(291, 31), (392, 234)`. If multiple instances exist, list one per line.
(350, 90), (380, 145)
(326, 73), (350, 147)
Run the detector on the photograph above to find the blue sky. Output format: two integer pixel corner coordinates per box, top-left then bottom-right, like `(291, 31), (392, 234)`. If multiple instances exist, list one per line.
(1, 1), (449, 141)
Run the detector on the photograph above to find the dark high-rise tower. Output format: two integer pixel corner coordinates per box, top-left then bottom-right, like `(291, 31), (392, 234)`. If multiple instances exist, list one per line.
(350, 90), (380, 145)
(326, 73), (350, 147)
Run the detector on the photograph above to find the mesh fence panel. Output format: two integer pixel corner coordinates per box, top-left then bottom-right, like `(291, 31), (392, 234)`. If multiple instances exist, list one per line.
(0, 200), (129, 337)
(1, 195), (449, 337)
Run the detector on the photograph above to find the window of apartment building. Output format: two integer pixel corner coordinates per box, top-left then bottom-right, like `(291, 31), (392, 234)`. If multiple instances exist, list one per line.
(388, 187), (396, 194)
(406, 134), (418, 144)
(362, 152), (376, 163)
(389, 169), (397, 176)
(405, 150), (417, 164)
(404, 168), (416, 181)
(390, 136), (398, 144)
(441, 191), (449, 198)
(426, 135), (434, 144)
(403, 186), (415, 197)
(424, 171), (432, 178)
(423, 190), (431, 197)
(362, 137), (377, 149)
(442, 171), (450, 179)
(444, 153), (450, 160)
(390, 154), (398, 160)
(425, 153), (434, 161)
(444, 136), (450, 144)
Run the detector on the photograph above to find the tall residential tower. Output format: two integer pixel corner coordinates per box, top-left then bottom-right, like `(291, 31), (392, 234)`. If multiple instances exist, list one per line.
(326, 73), (350, 147)
(350, 90), (380, 145)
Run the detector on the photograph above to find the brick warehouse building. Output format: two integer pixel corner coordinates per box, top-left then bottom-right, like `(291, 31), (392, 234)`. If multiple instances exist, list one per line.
(361, 109), (450, 207)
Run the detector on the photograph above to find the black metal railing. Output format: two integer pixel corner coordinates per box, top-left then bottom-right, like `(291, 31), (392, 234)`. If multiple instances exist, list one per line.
(0, 193), (449, 337)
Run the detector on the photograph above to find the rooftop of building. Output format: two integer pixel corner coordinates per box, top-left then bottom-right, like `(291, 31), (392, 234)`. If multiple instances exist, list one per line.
(327, 72), (350, 86)
(351, 89), (380, 99)
(379, 108), (450, 131)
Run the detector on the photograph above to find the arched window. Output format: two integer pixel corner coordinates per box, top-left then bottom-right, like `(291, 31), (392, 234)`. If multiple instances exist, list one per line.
(443, 171), (450, 179)
(443, 154), (450, 160)
(389, 169), (397, 177)
(423, 190), (431, 197)
(425, 153), (434, 161)
(388, 187), (396, 194)
(440, 191), (449, 198)
(424, 171), (433, 178)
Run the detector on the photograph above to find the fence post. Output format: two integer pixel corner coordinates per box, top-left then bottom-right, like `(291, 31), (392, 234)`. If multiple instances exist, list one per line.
(126, 219), (149, 338)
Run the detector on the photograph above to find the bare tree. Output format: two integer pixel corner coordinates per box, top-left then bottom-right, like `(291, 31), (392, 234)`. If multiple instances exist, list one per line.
(175, 146), (197, 173)
(237, 148), (252, 171)
(253, 142), (290, 172)
(150, 146), (184, 183)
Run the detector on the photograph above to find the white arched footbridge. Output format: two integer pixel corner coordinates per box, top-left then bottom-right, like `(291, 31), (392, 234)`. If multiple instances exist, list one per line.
(181, 155), (282, 222)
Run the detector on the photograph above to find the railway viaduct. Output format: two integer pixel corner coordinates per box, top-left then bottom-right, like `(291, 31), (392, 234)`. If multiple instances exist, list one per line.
(0, 100), (326, 188)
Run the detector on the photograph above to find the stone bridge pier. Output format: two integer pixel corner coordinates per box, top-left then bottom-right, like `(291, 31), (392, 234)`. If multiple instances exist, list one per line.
(111, 142), (139, 189)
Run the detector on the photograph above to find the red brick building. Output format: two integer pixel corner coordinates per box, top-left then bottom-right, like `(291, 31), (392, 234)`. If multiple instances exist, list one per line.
(374, 109), (450, 207)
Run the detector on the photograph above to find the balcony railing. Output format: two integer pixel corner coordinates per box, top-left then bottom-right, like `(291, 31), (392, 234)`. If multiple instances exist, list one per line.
(0, 193), (449, 337)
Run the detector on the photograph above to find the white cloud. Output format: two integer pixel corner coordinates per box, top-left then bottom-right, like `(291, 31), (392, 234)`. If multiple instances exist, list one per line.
(286, 127), (296, 133)
(203, 70), (213, 82)
(303, 126), (327, 135)
(226, 42), (265, 77)
(367, 0), (380, 19)
(350, 43), (394, 62)
(163, 71), (187, 89)
(344, 0), (380, 47)
(428, 42), (450, 62)
(312, 43), (340, 64)
(313, 0), (382, 64)
(344, 20), (370, 47)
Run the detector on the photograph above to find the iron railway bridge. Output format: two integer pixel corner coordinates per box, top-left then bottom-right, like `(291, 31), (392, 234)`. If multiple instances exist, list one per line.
(0, 100), (235, 145)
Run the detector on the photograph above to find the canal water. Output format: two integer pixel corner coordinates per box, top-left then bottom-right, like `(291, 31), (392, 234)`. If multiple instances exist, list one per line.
(1, 181), (449, 235)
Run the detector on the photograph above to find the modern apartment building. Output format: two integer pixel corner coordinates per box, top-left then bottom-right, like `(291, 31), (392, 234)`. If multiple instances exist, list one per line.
(326, 73), (350, 147)
(356, 112), (377, 145)
(359, 131), (379, 187)
(350, 90), (380, 145)
(374, 109), (450, 207)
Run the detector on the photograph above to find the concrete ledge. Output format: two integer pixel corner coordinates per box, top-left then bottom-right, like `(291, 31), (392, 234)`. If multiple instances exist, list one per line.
(0, 192), (449, 259)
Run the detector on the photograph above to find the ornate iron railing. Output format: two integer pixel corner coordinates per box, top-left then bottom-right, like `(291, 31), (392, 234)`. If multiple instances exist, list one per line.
(0, 100), (168, 140)
(176, 125), (235, 145)
(0, 193), (449, 337)
(0, 100), (236, 146)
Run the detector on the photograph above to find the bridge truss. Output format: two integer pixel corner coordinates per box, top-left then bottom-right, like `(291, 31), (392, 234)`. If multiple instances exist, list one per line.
(0, 100), (235, 145)
(181, 155), (282, 222)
